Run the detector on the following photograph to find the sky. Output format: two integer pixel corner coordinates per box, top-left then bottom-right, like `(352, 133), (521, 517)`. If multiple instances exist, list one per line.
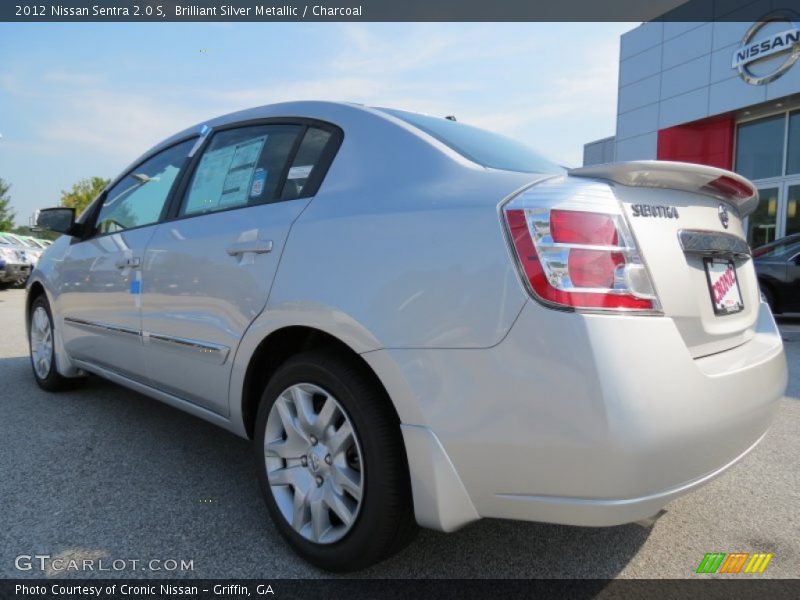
(0, 22), (633, 226)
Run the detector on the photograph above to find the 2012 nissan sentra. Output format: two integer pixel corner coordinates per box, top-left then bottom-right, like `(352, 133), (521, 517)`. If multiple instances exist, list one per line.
(27, 101), (787, 571)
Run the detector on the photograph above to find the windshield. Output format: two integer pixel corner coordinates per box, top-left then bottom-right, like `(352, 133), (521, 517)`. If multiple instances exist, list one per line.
(379, 108), (565, 174)
(753, 234), (800, 258)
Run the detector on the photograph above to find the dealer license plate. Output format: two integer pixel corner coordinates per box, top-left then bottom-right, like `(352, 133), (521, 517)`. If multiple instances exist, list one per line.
(704, 258), (744, 315)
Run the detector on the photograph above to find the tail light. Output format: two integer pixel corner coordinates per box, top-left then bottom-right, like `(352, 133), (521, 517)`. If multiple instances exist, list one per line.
(502, 178), (660, 312)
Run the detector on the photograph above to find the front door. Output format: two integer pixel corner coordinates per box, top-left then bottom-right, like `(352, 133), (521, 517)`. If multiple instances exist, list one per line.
(140, 123), (337, 415)
(57, 139), (195, 380)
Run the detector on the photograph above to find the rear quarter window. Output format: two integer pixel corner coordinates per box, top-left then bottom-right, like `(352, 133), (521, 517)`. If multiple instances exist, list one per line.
(281, 127), (335, 200)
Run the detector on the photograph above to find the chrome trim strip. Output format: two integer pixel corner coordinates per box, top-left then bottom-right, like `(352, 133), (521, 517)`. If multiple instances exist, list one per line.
(63, 317), (141, 338)
(678, 229), (751, 259)
(144, 331), (230, 365)
(63, 317), (229, 365)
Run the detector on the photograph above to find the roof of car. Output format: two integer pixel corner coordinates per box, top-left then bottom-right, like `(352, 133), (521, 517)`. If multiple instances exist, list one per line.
(114, 101), (475, 191)
(157, 101), (378, 153)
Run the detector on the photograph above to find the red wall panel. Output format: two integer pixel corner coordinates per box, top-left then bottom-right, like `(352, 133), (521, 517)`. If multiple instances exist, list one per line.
(657, 115), (735, 169)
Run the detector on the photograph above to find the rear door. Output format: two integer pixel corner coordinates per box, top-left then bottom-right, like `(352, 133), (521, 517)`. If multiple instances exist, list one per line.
(140, 122), (340, 415)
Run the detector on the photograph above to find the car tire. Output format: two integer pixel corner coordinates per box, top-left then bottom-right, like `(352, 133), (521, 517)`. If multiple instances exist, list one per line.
(254, 349), (418, 571)
(29, 295), (84, 392)
(761, 285), (779, 314)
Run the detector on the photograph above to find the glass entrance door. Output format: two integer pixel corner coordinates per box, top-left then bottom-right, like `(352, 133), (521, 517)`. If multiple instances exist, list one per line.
(748, 186), (780, 247)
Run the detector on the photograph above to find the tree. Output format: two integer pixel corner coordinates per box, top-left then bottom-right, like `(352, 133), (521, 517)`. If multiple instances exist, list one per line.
(60, 176), (109, 216)
(0, 178), (15, 231)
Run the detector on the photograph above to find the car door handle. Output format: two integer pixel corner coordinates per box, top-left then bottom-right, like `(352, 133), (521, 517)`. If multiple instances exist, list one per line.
(226, 240), (273, 256)
(115, 257), (141, 269)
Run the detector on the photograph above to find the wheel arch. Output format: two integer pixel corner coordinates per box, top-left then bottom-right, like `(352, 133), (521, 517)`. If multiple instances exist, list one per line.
(238, 325), (397, 440)
(25, 280), (47, 335)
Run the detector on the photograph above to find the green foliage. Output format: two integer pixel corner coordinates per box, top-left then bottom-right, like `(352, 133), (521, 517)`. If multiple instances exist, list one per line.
(0, 178), (15, 231)
(60, 176), (110, 216)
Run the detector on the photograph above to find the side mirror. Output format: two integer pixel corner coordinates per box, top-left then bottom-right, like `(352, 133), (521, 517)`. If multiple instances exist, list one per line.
(34, 207), (77, 235)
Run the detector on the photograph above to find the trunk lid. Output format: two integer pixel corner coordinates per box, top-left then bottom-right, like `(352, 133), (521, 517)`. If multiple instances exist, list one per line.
(570, 161), (760, 358)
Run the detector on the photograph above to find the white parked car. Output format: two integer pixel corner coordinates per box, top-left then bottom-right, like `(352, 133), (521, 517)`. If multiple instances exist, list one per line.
(0, 234), (32, 288)
(27, 102), (787, 571)
(1, 232), (42, 264)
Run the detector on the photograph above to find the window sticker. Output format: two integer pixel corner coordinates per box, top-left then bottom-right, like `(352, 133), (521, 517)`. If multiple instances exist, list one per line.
(184, 135), (268, 214)
(287, 165), (313, 180)
(250, 168), (267, 198)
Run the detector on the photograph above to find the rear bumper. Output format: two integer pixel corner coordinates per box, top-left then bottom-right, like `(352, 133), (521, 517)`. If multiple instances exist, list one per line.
(366, 300), (786, 530)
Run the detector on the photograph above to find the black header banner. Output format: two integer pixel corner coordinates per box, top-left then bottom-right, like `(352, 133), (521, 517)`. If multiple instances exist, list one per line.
(4, 0), (800, 22)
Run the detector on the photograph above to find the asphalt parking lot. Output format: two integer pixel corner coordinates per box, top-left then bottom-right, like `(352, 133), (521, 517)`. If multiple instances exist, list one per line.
(0, 287), (798, 579)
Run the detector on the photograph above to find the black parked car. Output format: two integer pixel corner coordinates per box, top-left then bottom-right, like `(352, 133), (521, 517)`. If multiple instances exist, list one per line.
(754, 233), (800, 314)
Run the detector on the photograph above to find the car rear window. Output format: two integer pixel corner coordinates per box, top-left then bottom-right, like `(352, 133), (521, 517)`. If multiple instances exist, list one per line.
(379, 108), (565, 174)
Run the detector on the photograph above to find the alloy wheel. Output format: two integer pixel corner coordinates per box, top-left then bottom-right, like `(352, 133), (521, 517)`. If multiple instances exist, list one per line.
(30, 306), (53, 379)
(263, 383), (364, 544)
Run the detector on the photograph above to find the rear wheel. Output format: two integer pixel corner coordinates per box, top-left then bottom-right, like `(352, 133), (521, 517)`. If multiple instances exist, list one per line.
(29, 295), (84, 392)
(254, 349), (417, 571)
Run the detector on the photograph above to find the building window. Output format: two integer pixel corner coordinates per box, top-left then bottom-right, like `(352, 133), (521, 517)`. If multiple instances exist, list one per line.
(735, 108), (800, 245)
(785, 111), (800, 175)
(735, 114), (785, 180)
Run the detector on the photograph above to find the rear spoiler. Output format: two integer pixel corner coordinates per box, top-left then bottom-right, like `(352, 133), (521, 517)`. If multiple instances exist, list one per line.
(568, 161), (758, 217)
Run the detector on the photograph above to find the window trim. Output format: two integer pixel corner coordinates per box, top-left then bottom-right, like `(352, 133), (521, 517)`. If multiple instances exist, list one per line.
(163, 117), (344, 223)
(74, 116), (343, 242)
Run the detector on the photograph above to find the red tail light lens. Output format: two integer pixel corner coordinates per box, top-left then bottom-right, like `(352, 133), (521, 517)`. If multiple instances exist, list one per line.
(550, 209), (618, 246)
(503, 191), (659, 312)
(703, 175), (754, 201)
(568, 249), (624, 288)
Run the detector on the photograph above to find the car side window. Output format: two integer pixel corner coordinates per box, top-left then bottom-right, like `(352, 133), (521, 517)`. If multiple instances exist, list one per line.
(94, 139), (194, 235)
(180, 125), (302, 217)
(280, 127), (333, 200)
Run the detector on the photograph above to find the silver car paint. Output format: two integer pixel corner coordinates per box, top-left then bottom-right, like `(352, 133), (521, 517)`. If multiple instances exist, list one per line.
(28, 101), (787, 533)
(56, 228), (154, 379)
(141, 198), (312, 415)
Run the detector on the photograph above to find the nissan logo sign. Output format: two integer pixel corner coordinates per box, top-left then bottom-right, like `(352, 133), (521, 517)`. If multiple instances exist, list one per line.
(733, 12), (800, 85)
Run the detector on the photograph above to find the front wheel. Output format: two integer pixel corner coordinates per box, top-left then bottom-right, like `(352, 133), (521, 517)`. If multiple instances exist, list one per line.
(29, 295), (84, 392)
(254, 349), (417, 571)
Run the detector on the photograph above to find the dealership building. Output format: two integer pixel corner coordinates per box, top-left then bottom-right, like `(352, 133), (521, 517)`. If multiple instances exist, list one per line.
(584, 8), (800, 247)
